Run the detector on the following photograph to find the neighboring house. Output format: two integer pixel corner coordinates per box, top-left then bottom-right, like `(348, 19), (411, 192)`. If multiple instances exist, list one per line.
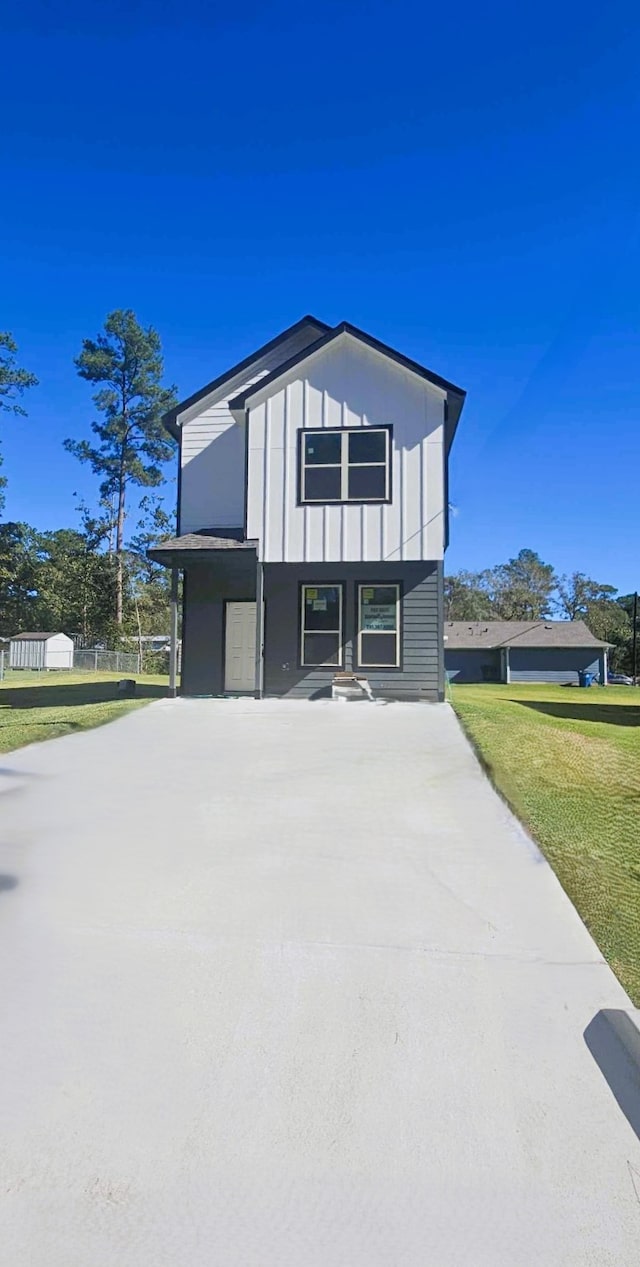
(9, 632), (74, 670)
(150, 316), (466, 700)
(444, 621), (610, 684)
(121, 635), (174, 652)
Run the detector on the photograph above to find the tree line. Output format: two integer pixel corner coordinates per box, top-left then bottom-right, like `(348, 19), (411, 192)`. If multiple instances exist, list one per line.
(445, 548), (636, 672)
(0, 311), (177, 652)
(1, 315), (637, 672)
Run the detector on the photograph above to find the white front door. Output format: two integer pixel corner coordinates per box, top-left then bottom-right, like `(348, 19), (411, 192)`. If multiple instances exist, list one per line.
(224, 602), (257, 693)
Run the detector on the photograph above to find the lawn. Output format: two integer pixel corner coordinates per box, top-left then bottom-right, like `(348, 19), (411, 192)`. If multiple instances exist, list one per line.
(450, 682), (640, 1005)
(0, 671), (171, 754)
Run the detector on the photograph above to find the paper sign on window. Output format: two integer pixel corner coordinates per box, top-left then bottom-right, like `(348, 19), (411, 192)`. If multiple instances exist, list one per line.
(362, 604), (396, 631)
(313, 599), (327, 611)
(306, 589), (318, 600)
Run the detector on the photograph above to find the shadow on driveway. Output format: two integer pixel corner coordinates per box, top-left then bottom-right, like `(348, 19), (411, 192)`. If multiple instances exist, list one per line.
(584, 1010), (640, 1142)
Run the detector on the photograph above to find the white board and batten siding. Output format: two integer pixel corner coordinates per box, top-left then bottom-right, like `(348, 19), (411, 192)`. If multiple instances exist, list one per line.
(246, 332), (446, 563)
(178, 323), (325, 534)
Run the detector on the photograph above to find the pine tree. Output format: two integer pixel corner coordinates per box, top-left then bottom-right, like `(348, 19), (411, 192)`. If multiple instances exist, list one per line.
(0, 332), (38, 512)
(65, 310), (177, 623)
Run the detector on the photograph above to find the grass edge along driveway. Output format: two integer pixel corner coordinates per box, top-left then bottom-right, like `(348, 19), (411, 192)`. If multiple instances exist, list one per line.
(450, 682), (640, 1006)
(0, 672), (170, 754)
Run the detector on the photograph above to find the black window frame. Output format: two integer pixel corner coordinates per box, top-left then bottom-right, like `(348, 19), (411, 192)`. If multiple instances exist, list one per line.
(297, 425), (393, 506)
(355, 582), (402, 670)
(299, 582), (345, 669)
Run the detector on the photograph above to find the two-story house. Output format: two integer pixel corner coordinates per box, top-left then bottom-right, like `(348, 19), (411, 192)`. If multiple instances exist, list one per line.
(150, 316), (466, 701)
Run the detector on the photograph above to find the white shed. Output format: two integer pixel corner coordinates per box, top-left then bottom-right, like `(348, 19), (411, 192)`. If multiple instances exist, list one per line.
(9, 632), (74, 671)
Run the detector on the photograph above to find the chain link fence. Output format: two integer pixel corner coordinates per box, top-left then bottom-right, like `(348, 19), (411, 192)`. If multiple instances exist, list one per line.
(0, 645), (184, 680)
(0, 648), (142, 679)
(73, 650), (141, 674)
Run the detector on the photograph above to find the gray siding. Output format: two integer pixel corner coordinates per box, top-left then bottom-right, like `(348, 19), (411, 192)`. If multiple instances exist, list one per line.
(445, 646), (606, 684)
(181, 557), (256, 695)
(263, 561), (442, 701)
(509, 648), (603, 683)
(445, 649), (500, 683)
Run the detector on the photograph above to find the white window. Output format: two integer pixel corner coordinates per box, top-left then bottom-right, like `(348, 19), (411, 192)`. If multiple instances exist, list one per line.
(357, 584), (400, 667)
(300, 584), (344, 666)
(300, 428), (391, 503)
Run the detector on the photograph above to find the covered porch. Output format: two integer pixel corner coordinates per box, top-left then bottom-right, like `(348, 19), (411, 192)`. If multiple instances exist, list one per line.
(149, 533), (261, 697)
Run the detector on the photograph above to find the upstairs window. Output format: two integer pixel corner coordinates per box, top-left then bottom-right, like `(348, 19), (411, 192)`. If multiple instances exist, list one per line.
(300, 427), (391, 504)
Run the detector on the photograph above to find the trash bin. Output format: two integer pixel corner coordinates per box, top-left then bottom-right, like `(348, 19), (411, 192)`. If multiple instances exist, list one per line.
(578, 670), (593, 688)
(117, 678), (137, 697)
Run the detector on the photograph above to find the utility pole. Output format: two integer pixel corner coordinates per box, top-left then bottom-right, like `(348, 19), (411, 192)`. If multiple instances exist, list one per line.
(633, 591), (638, 686)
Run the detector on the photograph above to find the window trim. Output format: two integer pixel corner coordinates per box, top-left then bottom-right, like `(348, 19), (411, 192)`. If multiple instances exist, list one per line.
(355, 582), (402, 669)
(299, 582), (345, 669)
(297, 425), (393, 506)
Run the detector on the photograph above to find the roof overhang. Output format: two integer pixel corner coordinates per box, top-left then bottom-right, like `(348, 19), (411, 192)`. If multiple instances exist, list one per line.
(148, 533), (257, 568)
(162, 315), (330, 438)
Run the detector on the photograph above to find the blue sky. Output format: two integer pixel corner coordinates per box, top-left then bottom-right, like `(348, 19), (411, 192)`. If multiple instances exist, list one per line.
(2, 0), (639, 591)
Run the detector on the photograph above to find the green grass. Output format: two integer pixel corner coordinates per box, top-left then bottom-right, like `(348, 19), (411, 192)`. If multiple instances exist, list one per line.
(450, 682), (640, 1004)
(0, 671), (171, 754)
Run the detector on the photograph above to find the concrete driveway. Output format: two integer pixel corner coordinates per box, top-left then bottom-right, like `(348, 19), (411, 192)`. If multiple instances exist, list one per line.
(1, 698), (639, 1265)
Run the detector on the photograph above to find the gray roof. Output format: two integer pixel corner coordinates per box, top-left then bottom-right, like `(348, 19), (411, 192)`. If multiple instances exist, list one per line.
(444, 620), (610, 649)
(10, 631), (66, 641)
(148, 533), (257, 556)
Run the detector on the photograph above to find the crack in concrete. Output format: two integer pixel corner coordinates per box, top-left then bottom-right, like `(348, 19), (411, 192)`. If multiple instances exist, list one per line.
(70, 924), (606, 968)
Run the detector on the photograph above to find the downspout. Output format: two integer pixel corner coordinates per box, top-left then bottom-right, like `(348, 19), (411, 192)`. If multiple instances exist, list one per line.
(504, 645), (511, 685)
(169, 567), (179, 698)
(255, 559), (265, 698)
(436, 561), (445, 701)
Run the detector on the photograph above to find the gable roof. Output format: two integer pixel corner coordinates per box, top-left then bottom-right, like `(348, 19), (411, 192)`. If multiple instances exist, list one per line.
(444, 620), (610, 650)
(228, 321), (466, 451)
(162, 315), (330, 438)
